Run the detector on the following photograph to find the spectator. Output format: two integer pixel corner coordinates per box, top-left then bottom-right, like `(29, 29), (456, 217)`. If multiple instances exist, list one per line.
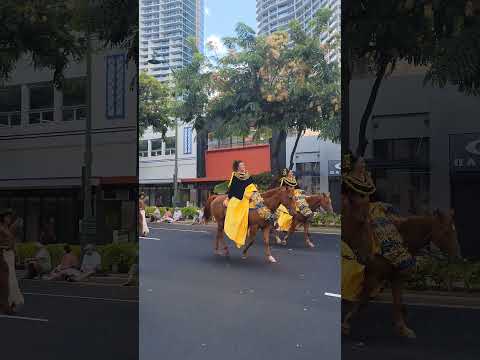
(65, 244), (102, 282)
(46, 245), (79, 280)
(191, 208), (204, 225)
(173, 208), (183, 222)
(24, 242), (52, 279)
(151, 207), (162, 223)
(161, 209), (174, 223)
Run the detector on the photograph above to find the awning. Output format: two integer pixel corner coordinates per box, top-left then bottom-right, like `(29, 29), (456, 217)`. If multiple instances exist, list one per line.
(181, 176), (229, 183)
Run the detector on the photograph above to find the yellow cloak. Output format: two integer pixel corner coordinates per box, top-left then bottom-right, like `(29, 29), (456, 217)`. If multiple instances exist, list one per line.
(341, 241), (365, 302)
(224, 183), (258, 248)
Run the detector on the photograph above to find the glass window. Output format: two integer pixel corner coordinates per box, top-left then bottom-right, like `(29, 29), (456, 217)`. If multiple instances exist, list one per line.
(0, 86), (21, 112)
(151, 139), (163, 156)
(296, 162), (321, 194)
(63, 77), (86, 107)
(165, 136), (176, 155)
(30, 83), (54, 109)
(374, 138), (430, 163)
(139, 140), (149, 157)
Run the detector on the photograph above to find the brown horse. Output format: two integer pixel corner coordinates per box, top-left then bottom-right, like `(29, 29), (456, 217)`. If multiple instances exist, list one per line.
(342, 208), (461, 339)
(203, 187), (297, 263)
(273, 193), (334, 248)
(0, 250), (10, 314)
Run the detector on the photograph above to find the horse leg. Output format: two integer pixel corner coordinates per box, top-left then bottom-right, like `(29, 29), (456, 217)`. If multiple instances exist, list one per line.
(282, 222), (295, 246)
(214, 221), (229, 257)
(304, 222), (315, 248)
(242, 226), (257, 259)
(274, 228), (283, 245)
(392, 273), (416, 338)
(342, 267), (380, 336)
(263, 226), (277, 263)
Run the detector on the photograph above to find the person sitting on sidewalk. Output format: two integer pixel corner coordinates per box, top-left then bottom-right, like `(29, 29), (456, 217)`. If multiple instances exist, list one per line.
(173, 208), (183, 222)
(65, 244), (102, 282)
(151, 207), (162, 223)
(191, 208), (204, 225)
(46, 245), (79, 280)
(161, 209), (174, 223)
(24, 242), (52, 279)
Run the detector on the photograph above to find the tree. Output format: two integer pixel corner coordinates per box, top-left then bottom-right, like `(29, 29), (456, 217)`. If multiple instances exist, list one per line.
(0, 0), (137, 86)
(139, 72), (173, 137)
(344, 0), (480, 156)
(209, 10), (340, 173)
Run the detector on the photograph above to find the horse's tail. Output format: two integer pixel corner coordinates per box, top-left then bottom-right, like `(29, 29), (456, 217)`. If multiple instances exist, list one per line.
(203, 195), (217, 223)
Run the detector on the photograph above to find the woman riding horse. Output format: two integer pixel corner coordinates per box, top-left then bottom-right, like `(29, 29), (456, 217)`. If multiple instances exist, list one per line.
(275, 168), (313, 231)
(223, 160), (276, 249)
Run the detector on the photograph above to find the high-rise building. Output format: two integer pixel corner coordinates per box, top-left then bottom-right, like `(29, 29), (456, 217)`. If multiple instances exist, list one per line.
(256, 0), (340, 62)
(139, 0), (205, 81)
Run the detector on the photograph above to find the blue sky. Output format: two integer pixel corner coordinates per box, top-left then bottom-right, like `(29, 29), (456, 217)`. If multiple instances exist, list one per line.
(204, 0), (257, 54)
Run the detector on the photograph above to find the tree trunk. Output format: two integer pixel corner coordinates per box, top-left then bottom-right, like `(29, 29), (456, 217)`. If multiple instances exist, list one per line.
(289, 129), (304, 170)
(356, 60), (388, 157)
(270, 128), (287, 175)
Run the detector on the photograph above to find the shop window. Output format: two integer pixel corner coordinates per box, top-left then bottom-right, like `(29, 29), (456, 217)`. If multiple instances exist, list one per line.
(139, 140), (149, 157)
(29, 83), (54, 124)
(0, 86), (21, 127)
(164, 136), (176, 155)
(151, 138), (163, 156)
(63, 77), (87, 121)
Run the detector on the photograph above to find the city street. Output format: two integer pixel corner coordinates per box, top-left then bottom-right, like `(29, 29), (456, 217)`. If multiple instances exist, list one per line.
(140, 223), (341, 360)
(343, 292), (480, 360)
(1, 280), (138, 359)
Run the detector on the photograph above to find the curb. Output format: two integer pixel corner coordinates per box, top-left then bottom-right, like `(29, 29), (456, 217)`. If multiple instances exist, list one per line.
(373, 291), (480, 309)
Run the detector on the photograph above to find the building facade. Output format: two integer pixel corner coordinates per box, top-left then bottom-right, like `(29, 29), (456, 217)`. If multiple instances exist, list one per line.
(350, 65), (480, 258)
(139, 0), (205, 81)
(0, 48), (137, 245)
(286, 132), (341, 212)
(256, 0), (340, 62)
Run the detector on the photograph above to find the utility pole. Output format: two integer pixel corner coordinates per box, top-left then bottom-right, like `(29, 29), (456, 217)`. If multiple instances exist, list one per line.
(81, 2), (95, 246)
(172, 118), (179, 207)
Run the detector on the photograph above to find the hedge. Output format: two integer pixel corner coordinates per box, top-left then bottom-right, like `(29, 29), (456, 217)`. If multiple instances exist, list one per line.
(15, 242), (138, 274)
(312, 212), (341, 227)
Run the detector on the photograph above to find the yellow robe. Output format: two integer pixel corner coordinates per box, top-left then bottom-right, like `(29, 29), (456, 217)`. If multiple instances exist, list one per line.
(224, 183), (258, 248)
(341, 241), (365, 302)
(276, 204), (293, 232)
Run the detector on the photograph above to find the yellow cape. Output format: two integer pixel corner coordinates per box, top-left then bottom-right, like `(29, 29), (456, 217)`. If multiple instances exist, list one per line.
(276, 204), (293, 231)
(224, 183), (258, 248)
(341, 241), (365, 302)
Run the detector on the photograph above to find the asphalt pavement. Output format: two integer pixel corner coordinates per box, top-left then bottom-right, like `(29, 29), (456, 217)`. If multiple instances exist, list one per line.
(139, 223), (341, 360)
(1, 279), (138, 360)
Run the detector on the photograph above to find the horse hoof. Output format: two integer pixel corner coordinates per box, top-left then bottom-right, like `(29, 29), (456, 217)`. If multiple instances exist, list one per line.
(241, 253), (248, 260)
(281, 241), (287, 246)
(341, 323), (351, 336)
(395, 325), (416, 339)
(266, 256), (277, 263)
(306, 241), (315, 248)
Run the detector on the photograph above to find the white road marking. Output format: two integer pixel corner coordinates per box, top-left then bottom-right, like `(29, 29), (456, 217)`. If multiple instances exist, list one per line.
(148, 227), (209, 234)
(139, 236), (162, 241)
(324, 292), (341, 298)
(0, 314), (49, 322)
(23, 292), (138, 304)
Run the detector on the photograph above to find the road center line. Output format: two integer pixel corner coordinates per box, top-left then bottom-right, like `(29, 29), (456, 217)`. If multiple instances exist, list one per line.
(324, 292), (341, 298)
(0, 314), (49, 322)
(148, 227), (209, 234)
(24, 292), (138, 303)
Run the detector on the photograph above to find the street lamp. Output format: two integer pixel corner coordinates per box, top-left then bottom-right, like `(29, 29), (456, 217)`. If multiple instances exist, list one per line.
(147, 53), (180, 208)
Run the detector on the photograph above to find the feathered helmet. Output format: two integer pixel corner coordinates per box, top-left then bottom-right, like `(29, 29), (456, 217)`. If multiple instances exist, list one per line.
(279, 168), (297, 187)
(342, 151), (376, 195)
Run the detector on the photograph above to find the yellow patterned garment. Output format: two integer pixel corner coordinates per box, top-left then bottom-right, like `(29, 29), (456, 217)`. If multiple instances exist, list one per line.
(224, 184), (258, 248)
(276, 204), (293, 231)
(341, 241), (365, 301)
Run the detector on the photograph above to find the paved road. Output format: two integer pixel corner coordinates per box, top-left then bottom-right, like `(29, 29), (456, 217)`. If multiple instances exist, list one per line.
(342, 301), (480, 360)
(140, 224), (341, 360)
(1, 280), (138, 360)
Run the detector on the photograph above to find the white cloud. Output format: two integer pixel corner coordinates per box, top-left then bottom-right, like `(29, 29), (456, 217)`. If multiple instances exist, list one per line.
(206, 34), (227, 56)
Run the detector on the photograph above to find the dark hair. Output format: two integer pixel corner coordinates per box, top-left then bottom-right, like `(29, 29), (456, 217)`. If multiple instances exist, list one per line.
(64, 245), (71, 253)
(232, 160), (243, 171)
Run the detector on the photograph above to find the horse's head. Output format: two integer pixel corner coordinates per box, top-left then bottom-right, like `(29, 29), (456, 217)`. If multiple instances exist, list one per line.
(431, 209), (461, 260)
(320, 192), (334, 213)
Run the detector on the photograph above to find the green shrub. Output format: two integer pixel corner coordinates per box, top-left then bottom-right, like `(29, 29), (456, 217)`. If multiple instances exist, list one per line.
(312, 212), (341, 226)
(16, 242), (138, 274)
(181, 206), (199, 219)
(145, 206), (157, 217)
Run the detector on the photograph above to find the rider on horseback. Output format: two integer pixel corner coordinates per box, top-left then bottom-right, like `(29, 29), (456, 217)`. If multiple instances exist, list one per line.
(275, 168), (314, 232)
(223, 160), (276, 248)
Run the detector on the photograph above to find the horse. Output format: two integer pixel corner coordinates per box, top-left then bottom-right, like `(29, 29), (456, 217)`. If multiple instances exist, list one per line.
(342, 208), (461, 339)
(203, 187), (298, 263)
(273, 193), (334, 248)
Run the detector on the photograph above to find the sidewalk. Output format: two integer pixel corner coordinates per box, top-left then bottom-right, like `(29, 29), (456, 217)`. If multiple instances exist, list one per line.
(16, 270), (132, 286)
(373, 289), (480, 309)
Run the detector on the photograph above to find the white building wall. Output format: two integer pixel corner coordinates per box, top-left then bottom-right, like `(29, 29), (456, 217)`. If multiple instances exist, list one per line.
(286, 133), (340, 193)
(139, 124), (197, 184)
(0, 48), (138, 188)
(349, 72), (480, 211)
